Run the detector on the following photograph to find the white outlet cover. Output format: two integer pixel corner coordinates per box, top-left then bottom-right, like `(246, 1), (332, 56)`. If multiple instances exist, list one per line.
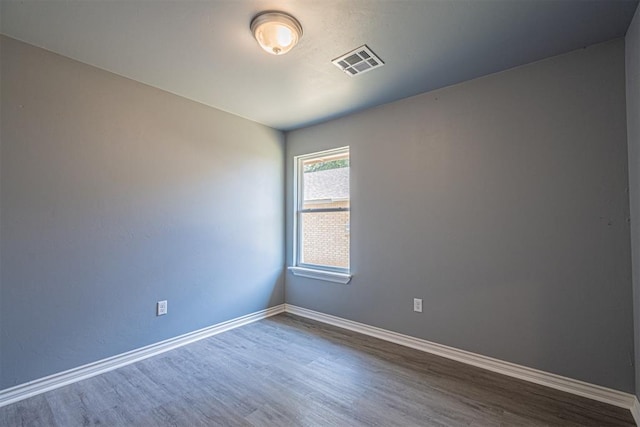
(413, 298), (423, 313)
(157, 300), (168, 316)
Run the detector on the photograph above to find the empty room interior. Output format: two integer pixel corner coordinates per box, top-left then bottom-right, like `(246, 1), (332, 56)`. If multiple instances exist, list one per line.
(2, 0), (640, 425)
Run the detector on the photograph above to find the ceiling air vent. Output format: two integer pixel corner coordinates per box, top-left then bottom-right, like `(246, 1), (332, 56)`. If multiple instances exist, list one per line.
(332, 45), (384, 77)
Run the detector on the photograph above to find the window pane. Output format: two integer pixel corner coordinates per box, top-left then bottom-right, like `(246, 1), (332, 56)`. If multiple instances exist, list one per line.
(302, 156), (349, 210)
(300, 210), (350, 268)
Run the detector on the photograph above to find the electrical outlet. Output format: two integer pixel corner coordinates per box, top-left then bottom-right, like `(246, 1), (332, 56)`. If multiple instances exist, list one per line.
(413, 298), (422, 313)
(157, 300), (168, 316)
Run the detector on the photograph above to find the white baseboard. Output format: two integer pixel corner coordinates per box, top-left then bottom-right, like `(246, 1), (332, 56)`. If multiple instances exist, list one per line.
(631, 397), (640, 425)
(2, 302), (636, 421)
(284, 304), (637, 412)
(0, 304), (285, 408)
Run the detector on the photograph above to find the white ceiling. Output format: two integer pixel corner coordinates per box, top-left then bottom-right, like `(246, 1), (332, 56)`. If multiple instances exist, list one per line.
(1, 0), (638, 131)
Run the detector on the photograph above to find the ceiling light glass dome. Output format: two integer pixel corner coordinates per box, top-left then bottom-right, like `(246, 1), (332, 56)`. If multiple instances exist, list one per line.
(251, 11), (303, 55)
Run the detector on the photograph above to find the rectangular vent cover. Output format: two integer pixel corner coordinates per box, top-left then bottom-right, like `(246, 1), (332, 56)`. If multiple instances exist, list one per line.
(332, 45), (384, 77)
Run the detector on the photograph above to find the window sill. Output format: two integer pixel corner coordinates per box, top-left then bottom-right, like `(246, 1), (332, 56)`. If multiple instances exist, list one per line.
(288, 267), (352, 284)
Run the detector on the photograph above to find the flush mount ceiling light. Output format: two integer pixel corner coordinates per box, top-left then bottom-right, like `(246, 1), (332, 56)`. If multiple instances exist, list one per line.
(250, 11), (303, 55)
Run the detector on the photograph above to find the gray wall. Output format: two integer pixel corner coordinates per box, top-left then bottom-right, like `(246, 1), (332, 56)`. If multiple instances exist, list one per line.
(286, 39), (634, 392)
(626, 5), (640, 400)
(0, 34), (3, 387)
(0, 36), (284, 389)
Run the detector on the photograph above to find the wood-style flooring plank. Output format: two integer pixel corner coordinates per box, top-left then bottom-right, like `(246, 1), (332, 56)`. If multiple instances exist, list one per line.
(0, 313), (635, 426)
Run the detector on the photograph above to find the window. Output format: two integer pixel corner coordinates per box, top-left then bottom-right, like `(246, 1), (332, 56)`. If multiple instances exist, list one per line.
(290, 147), (351, 283)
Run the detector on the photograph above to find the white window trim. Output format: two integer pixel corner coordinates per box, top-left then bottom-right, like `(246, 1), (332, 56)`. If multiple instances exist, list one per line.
(291, 146), (352, 284)
(288, 266), (352, 284)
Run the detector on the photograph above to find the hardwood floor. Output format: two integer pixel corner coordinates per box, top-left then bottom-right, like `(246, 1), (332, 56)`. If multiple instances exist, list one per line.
(0, 313), (635, 426)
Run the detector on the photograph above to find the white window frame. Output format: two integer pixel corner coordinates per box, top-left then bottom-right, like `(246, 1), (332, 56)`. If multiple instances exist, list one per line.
(289, 146), (352, 284)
